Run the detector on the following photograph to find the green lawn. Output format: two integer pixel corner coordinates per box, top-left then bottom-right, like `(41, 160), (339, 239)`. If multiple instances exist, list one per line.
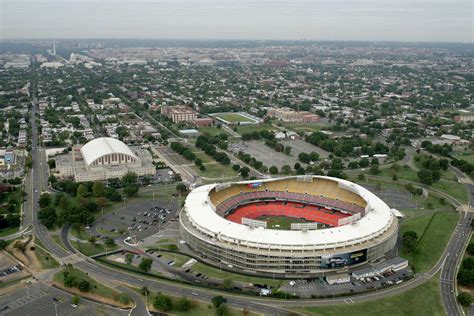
(159, 252), (193, 268)
(0, 226), (19, 237)
(452, 151), (474, 164)
(378, 166), (418, 182)
(257, 216), (312, 230)
(71, 240), (118, 257)
(197, 126), (227, 137)
(400, 211), (459, 272)
(148, 293), (258, 316)
(279, 122), (330, 133)
(296, 274), (443, 316)
(192, 151), (214, 163)
(54, 268), (121, 301)
(215, 113), (256, 123)
(191, 163), (237, 178)
(432, 180), (468, 204)
(191, 262), (283, 288)
(235, 123), (275, 135)
(35, 240), (59, 268)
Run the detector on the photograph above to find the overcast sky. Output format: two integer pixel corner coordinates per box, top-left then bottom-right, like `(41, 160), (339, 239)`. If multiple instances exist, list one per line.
(1, 0), (473, 42)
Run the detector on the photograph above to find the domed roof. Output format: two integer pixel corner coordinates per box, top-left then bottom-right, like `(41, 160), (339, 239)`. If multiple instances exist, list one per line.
(80, 137), (138, 166)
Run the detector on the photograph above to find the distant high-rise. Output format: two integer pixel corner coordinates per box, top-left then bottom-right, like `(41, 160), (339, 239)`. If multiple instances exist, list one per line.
(52, 40), (56, 56)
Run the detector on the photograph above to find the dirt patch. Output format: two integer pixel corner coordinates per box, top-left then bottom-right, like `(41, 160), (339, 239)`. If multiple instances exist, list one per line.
(52, 282), (133, 309)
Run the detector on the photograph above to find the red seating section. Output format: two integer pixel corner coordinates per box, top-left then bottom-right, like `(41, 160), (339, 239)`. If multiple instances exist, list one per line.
(226, 201), (350, 227)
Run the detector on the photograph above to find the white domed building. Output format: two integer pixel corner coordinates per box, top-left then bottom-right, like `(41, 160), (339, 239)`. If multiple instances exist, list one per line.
(55, 137), (155, 182)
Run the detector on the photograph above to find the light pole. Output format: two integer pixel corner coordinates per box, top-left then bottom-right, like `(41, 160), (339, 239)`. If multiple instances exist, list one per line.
(52, 302), (58, 316)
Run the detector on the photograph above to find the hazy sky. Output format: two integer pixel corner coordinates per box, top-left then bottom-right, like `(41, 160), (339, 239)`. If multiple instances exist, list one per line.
(1, 0), (473, 42)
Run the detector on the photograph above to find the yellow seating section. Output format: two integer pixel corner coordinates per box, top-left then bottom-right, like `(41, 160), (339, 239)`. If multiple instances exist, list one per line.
(209, 178), (367, 208)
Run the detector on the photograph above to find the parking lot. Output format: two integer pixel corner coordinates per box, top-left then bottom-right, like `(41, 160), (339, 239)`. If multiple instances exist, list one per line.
(280, 268), (412, 298)
(0, 253), (28, 283)
(230, 140), (303, 169)
(363, 184), (417, 209)
(280, 139), (330, 159)
(91, 200), (180, 241)
(0, 282), (127, 316)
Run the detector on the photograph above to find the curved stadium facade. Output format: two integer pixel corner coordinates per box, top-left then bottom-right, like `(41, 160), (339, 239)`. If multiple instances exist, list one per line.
(180, 176), (398, 277)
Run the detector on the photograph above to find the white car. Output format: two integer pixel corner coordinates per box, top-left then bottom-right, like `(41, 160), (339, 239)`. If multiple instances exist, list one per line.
(71, 304), (77, 308)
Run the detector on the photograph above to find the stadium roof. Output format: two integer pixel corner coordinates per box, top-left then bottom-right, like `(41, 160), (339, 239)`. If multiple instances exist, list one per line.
(80, 137), (138, 166)
(184, 176), (396, 250)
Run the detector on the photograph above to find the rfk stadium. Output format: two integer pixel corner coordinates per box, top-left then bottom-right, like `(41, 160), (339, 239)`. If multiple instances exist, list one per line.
(179, 176), (398, 277)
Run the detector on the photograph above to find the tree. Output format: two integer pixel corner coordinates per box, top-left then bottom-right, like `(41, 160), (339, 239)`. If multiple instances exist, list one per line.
(122, 172), (138, 187)
(223, 278), (233, 289)
(417, 169), (434, 185)
(194, 158), (203, 167)
(78, 280), (90, 292)
(269, 166), (279, 175)
(232, 164), (241, 172)
(284, 146), (292, 155)
(39, 193), (52, 208)
(76, 184), (87, 199)
(13, 240), (26, 253)
(88, 236), (97, 245)
(124, 185), (139, 197)
(294, 163), (301, 171)
(71, 295), (80, 306)
(359, 158), (370, 168)
(47, 159), (56, 169)
(240, 167), (250, 178)
(298, 152), (310, 163)
(125, 253), (134, 265)
(140, 286), (150, 296)
(139, 258), (153, 272)
(176, 183), (187, 195)
(402, 231), (419, 254)
(105, 237), (116, 247)
(369, 164), (380, 175)
(215, 304), (230, 316)
(92, 181), (105, 198)
(38, 206), (57, 228)
(467, 243), (474, 256)
(154, 293), (172, 311)
(211, 295), (227, 308)
(458, 292), (473, 307)
(358, 173), (366, 181)
(175, 296), (193, 312)
(281, 165), (292, 175)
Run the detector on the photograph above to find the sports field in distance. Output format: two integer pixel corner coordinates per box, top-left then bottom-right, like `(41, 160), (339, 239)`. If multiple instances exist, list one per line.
(214, 112), (258, 123)
(257, 215), (313, 230)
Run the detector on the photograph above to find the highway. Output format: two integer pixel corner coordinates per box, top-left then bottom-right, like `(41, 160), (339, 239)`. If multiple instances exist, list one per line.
(20, 96), (473, 315)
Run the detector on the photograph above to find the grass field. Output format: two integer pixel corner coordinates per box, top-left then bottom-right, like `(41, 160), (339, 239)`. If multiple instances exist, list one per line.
(159, 252), (192, 268)
(197, 126), (227, 137)
(191, 163), (237, 178)
(257, 215), (312, 230)
(191, 151), (214, 163)
(0, 226), (19, 237)
(432, 180), (468, 204)
(452, 151), (474, 164)
(54, 268), (119, 300)
(35, 240), (59, 269)
(400, 211), (459, 272)
(191, 262), (283, 287)
(279, 122), (330, 133)
(71, 240), (118, 257)
(296, 274), (443, 316)
(148, 292), (258, 316)
(215, 112), (256, 123)
(235, 123), (275, 135)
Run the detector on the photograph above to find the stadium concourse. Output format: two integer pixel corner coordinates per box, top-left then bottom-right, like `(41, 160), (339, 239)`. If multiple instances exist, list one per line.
(180, 176), (399, 278)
